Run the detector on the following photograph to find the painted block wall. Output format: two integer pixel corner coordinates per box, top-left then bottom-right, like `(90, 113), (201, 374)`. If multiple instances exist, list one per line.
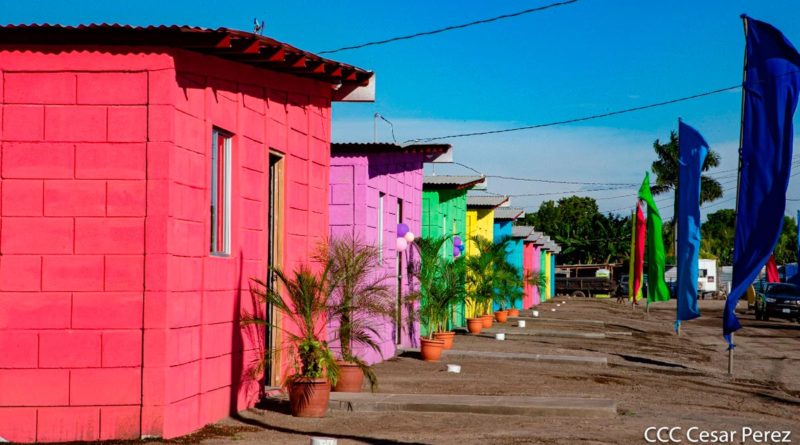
(421, 188), (467, 328)
(539, 249), (548, 301)
(465, 208), (495, 318)
(551, 254), (556, 298)
(544, 251), (552, 300)
(329, 151), (423, 364)
(492, 221), (523, 310)
(531, 245), (542, 306)
(522, 242), (534, 308)
(0, 50), (170, 443)
(0, 46), (333, 442)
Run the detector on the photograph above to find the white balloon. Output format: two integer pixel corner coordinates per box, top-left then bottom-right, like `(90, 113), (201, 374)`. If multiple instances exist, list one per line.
(404, 231), (415, 243)
(396, 237), (409, 252)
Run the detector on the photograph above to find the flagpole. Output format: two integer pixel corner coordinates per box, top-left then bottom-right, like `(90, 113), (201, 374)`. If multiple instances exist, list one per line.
(730, 15), (749, 376)
(676, 117), (681, 336)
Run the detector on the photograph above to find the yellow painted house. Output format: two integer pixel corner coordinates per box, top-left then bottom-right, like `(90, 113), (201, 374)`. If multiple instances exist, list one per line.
(465, 195), (509, 318)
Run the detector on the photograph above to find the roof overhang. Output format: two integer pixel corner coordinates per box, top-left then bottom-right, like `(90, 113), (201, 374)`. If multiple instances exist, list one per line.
(0, 23), (374, 101)
(331, 142), (451, 158)
(423, 175), (487, 191)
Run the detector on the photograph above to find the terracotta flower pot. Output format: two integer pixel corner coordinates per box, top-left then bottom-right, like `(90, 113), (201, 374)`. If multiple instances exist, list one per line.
(433, 331), (455, 349)
(508, 308), (520, 317)
(481, 314), (494, 328)
(494, 310), (508, 323)
(288, 377), (331, 417)
(466, 318), (484, 334)
(332, 361), (364, 392)
(419, 337), (445, 362)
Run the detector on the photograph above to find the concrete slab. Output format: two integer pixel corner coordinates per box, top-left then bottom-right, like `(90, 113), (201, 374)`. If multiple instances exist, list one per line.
(398, 348), (607, 366)
(483, 328), (606, 339)
(512, 316), (605, 326)
(327, 392), (617, 418)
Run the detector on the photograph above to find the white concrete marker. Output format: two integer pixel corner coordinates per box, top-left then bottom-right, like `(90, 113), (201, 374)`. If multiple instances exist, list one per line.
(551, 309), (556, 312)
(495, 333), (506, 341)
(557, 304), (561, 307)
(518, 320), (526, 328)
(446, 364), (461, 373)
(311, 438), (337, 445)
(532, 310), (539, 317)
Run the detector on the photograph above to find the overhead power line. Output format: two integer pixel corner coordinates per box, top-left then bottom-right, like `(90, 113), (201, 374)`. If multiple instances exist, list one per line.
(319, 0), (580, 54)
(406, 85), (741, 143)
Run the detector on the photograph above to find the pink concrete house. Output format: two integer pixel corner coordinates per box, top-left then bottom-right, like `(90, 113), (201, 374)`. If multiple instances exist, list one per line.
(0, 24), (373, 442)
(328, 143), (451, 363)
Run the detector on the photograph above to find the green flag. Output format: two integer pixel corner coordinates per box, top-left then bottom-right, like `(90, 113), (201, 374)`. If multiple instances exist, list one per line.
(638, 172), (670, 303)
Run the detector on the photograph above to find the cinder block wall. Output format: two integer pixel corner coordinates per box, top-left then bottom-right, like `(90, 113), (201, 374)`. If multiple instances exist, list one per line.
(329, 151), (423, 364)
(0, 47), (333, 442)
(0, 50), (168, 443)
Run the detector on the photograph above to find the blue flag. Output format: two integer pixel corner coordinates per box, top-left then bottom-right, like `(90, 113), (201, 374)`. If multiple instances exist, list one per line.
(676, 121), (708, 327)
(725, 16), (800, 344)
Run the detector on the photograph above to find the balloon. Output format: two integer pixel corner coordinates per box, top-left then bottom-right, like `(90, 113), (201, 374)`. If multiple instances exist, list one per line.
(453, 246), (461, 257)
(453, 236), (462, 247)
(397, 223), (410, 237)
(396, 237), (408, 252)
(458, 244), (466, 252)
(404, 232), (416, 243)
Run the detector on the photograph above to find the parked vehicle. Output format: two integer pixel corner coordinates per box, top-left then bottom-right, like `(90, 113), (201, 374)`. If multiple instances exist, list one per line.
(698, 259), (717, 299)
(556, 263), (620, 298)
(754, 282), (800, 322)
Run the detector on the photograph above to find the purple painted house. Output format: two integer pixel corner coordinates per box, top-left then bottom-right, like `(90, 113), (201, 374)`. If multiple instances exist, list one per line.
(328, 142), (452, 364)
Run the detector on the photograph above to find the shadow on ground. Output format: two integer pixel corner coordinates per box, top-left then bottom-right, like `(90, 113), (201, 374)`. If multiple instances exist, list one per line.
(233, 409), (429, 445)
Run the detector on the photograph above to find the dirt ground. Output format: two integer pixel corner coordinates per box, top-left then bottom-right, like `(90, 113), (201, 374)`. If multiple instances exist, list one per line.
(201, 298), (799, 445)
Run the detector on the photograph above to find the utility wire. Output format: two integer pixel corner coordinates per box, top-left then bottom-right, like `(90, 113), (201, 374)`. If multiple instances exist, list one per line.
(319, 0), (580, 54)
(406, 85), (741, 143)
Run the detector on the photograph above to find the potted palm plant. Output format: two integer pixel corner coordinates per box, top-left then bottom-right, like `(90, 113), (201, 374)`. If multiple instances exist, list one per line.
(412, 236), (466, 359)
(465, 236), (514, 329)
(243, 264), (338, 418)
(495, 263), (525, 321)
(322, 235), (393, 393)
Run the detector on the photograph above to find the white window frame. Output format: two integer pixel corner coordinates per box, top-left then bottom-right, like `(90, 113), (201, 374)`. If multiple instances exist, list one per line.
(211, 129), (232, 256)
(378, 192), (385, 264)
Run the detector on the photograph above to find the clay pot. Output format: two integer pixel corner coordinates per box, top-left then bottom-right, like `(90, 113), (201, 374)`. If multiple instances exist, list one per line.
(466, 318), (484, 334)
(419, 337), (445, 362)
(433, 331), (455, 349)
(332, 361), (364, 392)
(288, 377), (330, 417)
(481, 314), (494, 328)
(494, 310), (509, 323)
(507, 308), (520, 317)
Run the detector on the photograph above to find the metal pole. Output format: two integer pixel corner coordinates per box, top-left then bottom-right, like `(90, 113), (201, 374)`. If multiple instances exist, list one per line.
(728, 333), (734, 375)
(730, 16), (749, 376)
(373, 112), (378, 142)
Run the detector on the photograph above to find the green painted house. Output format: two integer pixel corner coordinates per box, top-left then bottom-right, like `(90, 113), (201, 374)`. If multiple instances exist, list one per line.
(421, 175), (486, 329)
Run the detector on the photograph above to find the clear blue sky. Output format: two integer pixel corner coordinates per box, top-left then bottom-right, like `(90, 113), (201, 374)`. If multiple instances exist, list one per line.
(4, 1), (800, 217)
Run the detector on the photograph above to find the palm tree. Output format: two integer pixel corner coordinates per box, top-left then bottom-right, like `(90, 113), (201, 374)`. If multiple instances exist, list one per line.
(651, 130), (723, 204)
(651, 130), (723, 257)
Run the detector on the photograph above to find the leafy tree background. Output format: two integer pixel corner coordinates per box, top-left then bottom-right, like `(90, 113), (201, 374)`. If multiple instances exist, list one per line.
(700, 209), (797, 265)
(522, 196), (631, 265)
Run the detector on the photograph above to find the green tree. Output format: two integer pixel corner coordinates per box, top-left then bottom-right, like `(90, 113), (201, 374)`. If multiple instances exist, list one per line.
(700, 209), (735, 264)
(523, 196), (631, 264)
(774, 216), (798, 264)
(700, 210), (797, 265)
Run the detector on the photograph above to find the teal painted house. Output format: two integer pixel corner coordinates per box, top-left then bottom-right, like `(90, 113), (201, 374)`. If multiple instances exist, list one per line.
(493, 206), (525, 310)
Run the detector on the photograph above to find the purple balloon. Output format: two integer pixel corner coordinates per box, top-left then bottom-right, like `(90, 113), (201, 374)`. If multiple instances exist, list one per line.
(453, 236), (463, 247)
(397, 223), (410, 237)
(453, 246), (461, 257)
